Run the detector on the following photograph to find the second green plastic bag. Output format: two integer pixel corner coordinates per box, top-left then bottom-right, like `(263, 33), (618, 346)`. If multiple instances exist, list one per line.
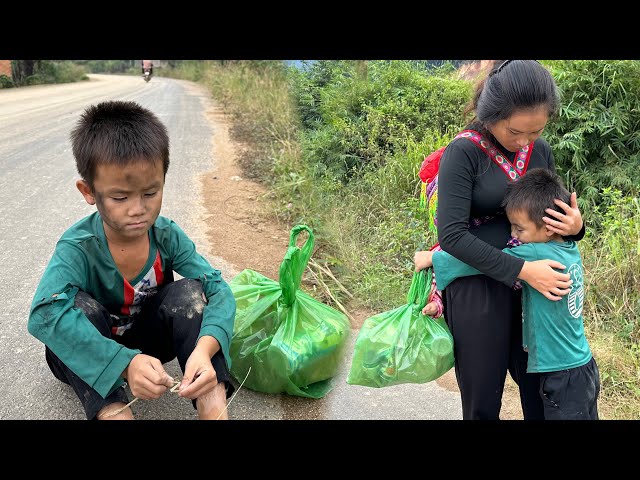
(347, 268), (454, 388)
(229, 225), (350, 398)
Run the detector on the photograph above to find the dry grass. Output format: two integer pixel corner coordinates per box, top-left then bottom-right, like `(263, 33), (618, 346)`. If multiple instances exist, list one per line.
(588, 328), (640, 420)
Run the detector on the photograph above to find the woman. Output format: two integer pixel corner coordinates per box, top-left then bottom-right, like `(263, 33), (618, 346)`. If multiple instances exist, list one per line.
(421, 60), (584, 420)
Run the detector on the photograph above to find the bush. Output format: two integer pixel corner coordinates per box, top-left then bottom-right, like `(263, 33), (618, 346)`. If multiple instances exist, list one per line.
(79, 60), (133, 73)
(0, 74), (14, 88)
(25, 73), (50, 85)
(582, 188), (640, 334)
(543, 60), (640, 228)
(11, 61), (87, 86)
(292, 60), (471, 183)
(53, 61), (88, 83)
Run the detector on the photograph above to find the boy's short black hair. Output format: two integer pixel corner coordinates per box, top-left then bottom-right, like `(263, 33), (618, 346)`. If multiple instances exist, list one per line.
(70, 100), (170, 188)
(502, 168), (571, 228)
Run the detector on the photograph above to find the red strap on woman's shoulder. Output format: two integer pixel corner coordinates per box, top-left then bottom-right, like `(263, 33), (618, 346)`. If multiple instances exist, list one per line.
(453, 130), (533, 180)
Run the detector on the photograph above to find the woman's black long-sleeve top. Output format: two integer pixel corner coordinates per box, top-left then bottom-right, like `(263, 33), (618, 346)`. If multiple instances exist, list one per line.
(436, 129), (585, 288)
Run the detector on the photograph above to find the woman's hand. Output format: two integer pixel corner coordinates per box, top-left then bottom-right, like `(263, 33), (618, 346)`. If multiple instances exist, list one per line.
(543, 191), (583, 237)
(414, 250), (434, 272)
(518, 260), (573, 301)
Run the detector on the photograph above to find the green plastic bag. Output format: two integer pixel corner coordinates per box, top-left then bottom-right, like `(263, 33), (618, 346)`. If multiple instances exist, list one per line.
(346, 268), (454, 388)
(229, 225), (350, 398)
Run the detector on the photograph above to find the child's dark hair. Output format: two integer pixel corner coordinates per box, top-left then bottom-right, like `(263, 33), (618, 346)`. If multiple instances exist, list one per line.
(502, 168), (571, 228)
(463, 60), (560, 126)
(71, 100), (170, 188)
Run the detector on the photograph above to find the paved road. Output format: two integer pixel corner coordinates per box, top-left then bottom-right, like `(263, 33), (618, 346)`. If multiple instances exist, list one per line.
(0, 73), (462, 420)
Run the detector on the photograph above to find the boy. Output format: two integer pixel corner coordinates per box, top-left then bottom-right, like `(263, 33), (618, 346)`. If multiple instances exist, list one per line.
(415, 168), (600, 420)
(28, 100), (237, 420)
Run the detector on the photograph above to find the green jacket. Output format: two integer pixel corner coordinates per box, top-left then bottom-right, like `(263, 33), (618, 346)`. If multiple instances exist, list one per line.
(28, 212), (236, 398)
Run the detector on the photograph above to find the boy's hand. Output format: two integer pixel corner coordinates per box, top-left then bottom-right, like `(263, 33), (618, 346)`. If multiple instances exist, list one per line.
(178, 335), (220, 400)
(124, 354), (174, 400)
(414, 250), (434, 272)
(422, 302), (438, 316)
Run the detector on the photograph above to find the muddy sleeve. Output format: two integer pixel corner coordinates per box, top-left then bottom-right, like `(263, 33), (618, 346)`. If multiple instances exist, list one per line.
(28, 242), (137, 398)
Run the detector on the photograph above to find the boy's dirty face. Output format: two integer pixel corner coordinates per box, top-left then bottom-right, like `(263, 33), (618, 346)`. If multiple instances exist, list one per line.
(77, 159), (165, 243)
(507, 208), (551, 244)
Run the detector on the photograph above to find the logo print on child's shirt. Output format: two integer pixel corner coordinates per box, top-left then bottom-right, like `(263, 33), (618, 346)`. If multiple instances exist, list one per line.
(567, 263), (584, 318)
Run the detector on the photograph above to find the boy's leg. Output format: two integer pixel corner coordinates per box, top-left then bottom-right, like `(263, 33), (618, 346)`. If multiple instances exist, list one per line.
(539, 356), (600, 420)
(44, 291), (131, 420)
(589, 357), (601, 420)
(197, 391), (228, 420)
(121, 278), (235, 418)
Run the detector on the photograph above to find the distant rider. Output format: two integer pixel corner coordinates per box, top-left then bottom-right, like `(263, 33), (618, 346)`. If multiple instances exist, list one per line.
(141, 60), (154, 76)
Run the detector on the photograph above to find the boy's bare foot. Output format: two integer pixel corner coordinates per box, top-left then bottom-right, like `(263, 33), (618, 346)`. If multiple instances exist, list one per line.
(196, 382), (229, 420)
(97, 402), (135, 420)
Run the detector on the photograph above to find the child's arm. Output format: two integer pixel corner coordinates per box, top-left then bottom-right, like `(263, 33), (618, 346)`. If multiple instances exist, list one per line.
(431, 250), (483, 291)
(416, 248), (483, 292)
(414, 246), (479, 292)
(167, 221), (237, 368)
(432, 243), (547, 291)
(28, 243), (140, 399)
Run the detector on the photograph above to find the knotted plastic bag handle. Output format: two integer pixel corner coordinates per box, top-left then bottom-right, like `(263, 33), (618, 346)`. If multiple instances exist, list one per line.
(279, 224), (315, 306)
(406, 267), (432, 311)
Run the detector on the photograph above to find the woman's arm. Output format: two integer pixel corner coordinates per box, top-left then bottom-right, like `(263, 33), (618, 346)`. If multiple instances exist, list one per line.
(437, 139), (573, 298)
(517, 260), (572, 301)
(427, 245), (573, 302)
(436, 141), (525, 286)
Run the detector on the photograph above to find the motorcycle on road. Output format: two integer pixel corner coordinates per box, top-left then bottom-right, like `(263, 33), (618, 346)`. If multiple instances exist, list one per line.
(141, 60), (154, 83)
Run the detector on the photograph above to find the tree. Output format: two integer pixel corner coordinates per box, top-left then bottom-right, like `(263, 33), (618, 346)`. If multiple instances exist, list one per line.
(11, 60), (37, 85)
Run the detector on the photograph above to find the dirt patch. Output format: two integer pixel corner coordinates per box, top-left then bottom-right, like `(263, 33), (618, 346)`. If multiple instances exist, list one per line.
(348, 307), (376, 330)
(200, 105), (290, 280)
(200, 103), (524, 420)
(435, 369), (524, 419)
(501, 374), (525, 420)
